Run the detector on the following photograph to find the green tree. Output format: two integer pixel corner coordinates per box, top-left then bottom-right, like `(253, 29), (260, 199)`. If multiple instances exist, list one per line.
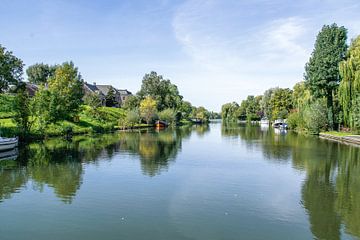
(0, 44), (24, 92)
(305, 24), (347, 129)
(139, 96), (157, 124)
(158, 108), (176, 124)
(137, 71), (183, 110)
(292, 81), (312, 111)
(34, 62), (84, 123)
(269, 88), (293, 120)
(303, 99), (329, 134)
(13, 83), (33, 137)
(260, 88), (276, 120)
(221, 102), (240, 121)
(179, 101), (193, 119)
(26, 63), (57, 85)
(105, 86), (116, 107)
(339, 36), (360, 128)
(122, 95), (140, 110)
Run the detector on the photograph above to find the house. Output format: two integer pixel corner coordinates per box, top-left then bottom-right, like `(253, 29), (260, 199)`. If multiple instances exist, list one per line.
(83, 82), (132, 107)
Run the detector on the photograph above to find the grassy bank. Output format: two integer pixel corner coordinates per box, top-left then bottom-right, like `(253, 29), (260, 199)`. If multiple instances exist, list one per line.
(0, 105), (152, 139)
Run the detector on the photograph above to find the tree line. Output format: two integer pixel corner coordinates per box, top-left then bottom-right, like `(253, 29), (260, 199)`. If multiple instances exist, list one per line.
(0, 44), (214, 138)
(222, 23), (360, 134)
(118, 71), (214, 127)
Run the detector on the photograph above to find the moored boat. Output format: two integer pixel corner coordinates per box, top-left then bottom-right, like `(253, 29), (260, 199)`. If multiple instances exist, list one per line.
(0, 137), (18, 152)
(155, 120), (168, 129)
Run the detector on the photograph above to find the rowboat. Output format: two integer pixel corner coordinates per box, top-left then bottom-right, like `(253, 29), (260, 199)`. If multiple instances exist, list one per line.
(0, 148), (18, 161)
(0, 137), (18, 152)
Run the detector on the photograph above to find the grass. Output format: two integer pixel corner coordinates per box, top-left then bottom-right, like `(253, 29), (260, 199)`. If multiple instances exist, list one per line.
(0, 105), (130, 138)
(321, 131), (358, 137)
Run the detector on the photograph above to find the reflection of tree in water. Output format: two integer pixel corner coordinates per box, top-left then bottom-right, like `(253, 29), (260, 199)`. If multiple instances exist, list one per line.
(0, 160), (27, 202)
(221, 123), (292, 162)
(296, 140), (360, 239)
(118, 127), (191, 176)
(0, 134), (123, 204)
(222, 123), (360, 239)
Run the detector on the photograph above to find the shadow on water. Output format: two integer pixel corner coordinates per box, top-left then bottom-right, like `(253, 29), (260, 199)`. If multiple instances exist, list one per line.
(0, 125), (195, 203)
(221, 122), (360, 239)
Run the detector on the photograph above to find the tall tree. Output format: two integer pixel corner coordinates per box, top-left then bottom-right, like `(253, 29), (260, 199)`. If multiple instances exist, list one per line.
(339, 36), (360, 128)
(269, 88), (293, 120)
(26, 63), (57, 84)
(36, 61), (84, 122)
(304, 24), (347, 129)
(0, 44), (24, 92)
(137, 71), (183, 111)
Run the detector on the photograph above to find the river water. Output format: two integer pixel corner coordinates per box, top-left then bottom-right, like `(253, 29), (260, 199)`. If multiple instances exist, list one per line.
(0, 122), (359, 240)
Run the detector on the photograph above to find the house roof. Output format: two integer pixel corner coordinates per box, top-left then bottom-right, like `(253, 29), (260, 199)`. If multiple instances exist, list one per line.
(85, 82), (132, 97)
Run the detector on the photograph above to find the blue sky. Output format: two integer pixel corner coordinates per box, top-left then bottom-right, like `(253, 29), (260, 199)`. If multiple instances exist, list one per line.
(1, 0), (360, 111)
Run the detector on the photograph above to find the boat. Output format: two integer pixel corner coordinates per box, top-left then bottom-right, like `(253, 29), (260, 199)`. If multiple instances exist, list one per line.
(0, 137), (18, 152)
(273, 122), (288, 129)
(155, 120), (168, 129)
(0, 148), (18, 161)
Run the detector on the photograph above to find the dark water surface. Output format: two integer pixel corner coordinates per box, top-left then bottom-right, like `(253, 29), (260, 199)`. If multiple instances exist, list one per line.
(0, 123), (359, 240)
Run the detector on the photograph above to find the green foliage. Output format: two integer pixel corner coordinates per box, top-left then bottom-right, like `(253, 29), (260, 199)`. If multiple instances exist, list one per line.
(287, 111), (305, 131)
(305, 24), (347, 128)
(303, 99), (329, 134)
(0, 44), (24, 92)
(12, 83), (33, 136)
(192, 106), (210, 122)
(139, 96), (157, 124)
(221, 102), (240, 121)
(293, 81), (312, 111)
(122, 95), (140, 110)
(125, 109), (140, 127)
(350, 97), (360, 133)
(260, 88), (276, 120)
(158, 108), (176, 124)
(179, 101), (193, 119)
(105, 86), (116, 107)
(339, 35), (360, 128)
(83, 92), (102, 110)
(269, 88), (293, 120)
(137, 71), (183, 111)
(26, 63), (57, 84)
(0, 94), (15, 118)
(33, 62), (84, 124)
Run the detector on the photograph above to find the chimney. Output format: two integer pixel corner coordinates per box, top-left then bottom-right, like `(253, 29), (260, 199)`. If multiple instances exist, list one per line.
(93, 82), (96, 86)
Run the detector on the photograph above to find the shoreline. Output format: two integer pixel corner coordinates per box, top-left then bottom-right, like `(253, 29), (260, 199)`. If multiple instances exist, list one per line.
(319, 133), (360, 146)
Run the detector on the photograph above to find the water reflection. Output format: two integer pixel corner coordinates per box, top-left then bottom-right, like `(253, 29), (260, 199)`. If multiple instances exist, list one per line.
(0, 126), (193, 203)
(221, 122), (360, 239)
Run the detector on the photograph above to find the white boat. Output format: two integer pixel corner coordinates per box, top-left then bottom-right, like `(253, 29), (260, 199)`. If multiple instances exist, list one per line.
(0, 137), (18, 151)
(0, 148), (18, 161)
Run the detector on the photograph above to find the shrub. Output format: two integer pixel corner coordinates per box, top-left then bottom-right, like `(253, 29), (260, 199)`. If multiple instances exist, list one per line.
(287, 111), (306, 131)
(126, 110), (140, 127)
(303, 99), (329, 134)
(158, 108), (176, 124)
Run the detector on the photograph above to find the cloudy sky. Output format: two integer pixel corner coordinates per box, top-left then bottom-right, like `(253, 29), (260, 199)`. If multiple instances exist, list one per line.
(1, 0), (360, 111)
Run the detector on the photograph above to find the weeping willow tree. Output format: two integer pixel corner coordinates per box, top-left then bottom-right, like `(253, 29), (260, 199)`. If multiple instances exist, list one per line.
(339, 36), (360, 128)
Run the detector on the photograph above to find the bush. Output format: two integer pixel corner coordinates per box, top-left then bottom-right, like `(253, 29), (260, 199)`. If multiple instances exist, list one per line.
(287, 111), (305, 131)
(125, 110), (140, 127)
(158, 108), (176, 124)
(303, 100), (329, 134)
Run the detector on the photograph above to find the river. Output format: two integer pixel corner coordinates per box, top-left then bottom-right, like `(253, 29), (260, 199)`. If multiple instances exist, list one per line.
(0, 122), (359, 240)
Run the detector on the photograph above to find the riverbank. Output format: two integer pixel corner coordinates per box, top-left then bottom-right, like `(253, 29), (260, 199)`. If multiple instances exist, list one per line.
(319, 132), (360, 146)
